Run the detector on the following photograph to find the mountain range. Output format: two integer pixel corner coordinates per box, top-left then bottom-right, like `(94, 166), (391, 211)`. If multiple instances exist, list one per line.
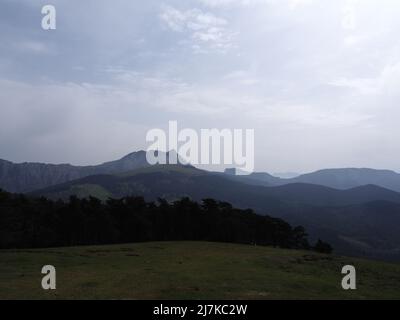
(2, 151), (400, 261)
(3, 151), (400, 193)
(227, 168), (400, 193)
(0, 151), (152, 193)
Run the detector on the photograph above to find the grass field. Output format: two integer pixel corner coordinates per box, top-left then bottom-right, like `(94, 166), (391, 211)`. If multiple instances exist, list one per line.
(0, 241), (399, 300)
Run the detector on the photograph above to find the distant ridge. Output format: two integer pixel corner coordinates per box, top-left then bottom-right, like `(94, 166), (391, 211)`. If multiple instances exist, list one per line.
(0, 151), (151, 193)
(0, 150), (194, 193)
(227, 168), (400, 193)
(3, 149), (400, 194)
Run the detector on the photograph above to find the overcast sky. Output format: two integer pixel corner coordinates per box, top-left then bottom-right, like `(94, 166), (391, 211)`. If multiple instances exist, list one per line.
(1, 0), (400, 173)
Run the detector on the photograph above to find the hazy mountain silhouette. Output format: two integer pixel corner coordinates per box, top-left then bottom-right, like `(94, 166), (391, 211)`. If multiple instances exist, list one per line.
(0, 151), (175, 193)
(3, 150), (400, 194)
(273, 172), (301, 179)
(0, 150), (194, 193)
(229, 168), (400, 192)
(34, 165), (400, 206)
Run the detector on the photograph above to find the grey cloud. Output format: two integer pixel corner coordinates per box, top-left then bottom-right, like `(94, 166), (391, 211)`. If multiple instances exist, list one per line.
(1, 0), (400, 172)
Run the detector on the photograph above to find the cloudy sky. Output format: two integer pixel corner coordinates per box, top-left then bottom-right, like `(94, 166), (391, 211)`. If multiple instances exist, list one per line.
(1, 0), (400, 173)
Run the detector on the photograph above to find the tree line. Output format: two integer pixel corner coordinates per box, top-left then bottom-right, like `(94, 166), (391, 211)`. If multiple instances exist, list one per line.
(0, 189), (332, 253)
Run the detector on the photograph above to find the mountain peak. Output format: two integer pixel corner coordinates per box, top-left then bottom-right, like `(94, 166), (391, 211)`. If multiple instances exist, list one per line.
(120, 150), (146, 160)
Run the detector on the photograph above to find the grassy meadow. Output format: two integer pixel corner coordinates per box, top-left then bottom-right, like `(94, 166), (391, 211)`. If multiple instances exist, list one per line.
(0, 241), (399, 300)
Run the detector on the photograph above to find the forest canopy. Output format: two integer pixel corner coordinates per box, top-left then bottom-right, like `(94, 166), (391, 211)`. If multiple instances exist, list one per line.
(0, 189), (331, 253)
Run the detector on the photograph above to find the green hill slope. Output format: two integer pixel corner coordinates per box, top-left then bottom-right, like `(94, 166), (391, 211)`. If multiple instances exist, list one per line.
(1, 242), (399, 300)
